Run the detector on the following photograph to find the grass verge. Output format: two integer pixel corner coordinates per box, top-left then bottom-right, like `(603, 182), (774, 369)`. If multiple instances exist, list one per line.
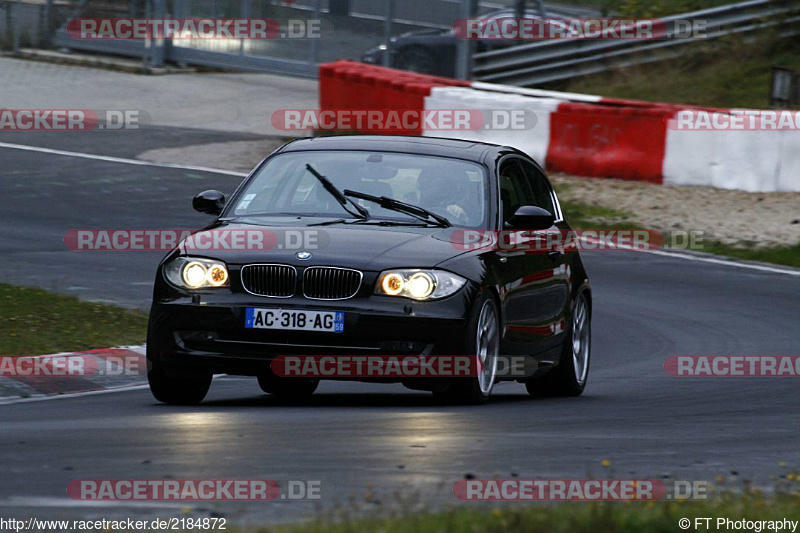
(0, 284), (148, 356)
(221, 491), (800, 533)
(698, 242), (800, 268)
(561, 201), (800, 268)
(560, 36), (800, 109)
(542, 0), (736, 17)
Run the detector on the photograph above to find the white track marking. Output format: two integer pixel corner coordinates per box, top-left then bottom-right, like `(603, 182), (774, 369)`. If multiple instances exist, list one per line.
(0, 376), (234, 405)
(639, 248), (800, 276)
(580, 236), (800, 277)
(0, 141), (248, 177)
(0, 496), (186, 509)
(0, 384), (151, 405)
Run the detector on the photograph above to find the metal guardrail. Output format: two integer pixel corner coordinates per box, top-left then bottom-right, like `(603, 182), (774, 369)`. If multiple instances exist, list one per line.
(472, 0), (800, 87)
(286, 0), (601, 29)
(50, 0), (325, 76)
(34, 0), (604, 78)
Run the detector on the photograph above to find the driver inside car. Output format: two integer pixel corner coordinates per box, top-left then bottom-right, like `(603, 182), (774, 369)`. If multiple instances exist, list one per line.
(416, 168), (472, 225)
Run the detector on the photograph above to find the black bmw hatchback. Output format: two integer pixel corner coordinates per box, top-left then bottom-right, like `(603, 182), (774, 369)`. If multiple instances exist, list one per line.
(147, 135), (591, 405)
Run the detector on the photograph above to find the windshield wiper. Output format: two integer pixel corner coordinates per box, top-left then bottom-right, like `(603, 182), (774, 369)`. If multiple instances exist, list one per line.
(307, 218), (348, 227)
(306, 164), (369, 220)
(343, 190), (451, 228)
(307, 219), (432, 227)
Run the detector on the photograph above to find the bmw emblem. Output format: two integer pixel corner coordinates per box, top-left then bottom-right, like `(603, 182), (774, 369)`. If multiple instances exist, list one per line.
(295, 251), (312, 260)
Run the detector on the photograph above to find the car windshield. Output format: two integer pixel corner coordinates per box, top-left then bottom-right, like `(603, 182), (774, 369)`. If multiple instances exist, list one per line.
(229, 151), (488, 228)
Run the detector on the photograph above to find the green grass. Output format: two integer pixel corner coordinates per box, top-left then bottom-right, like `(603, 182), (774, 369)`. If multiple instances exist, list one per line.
(700, 241), (800, 268)
(560, 36), (800, 109)
(0, 284), (148, 356)
(211, 489), (800, 533)
(560, 200), (642, 230)
(540, 0), (735, 17)
(560, 201), (800, 268)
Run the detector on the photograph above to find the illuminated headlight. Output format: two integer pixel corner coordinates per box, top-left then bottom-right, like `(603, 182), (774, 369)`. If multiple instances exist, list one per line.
(164, 257), (229, 289)
(375, 269), (466, 300)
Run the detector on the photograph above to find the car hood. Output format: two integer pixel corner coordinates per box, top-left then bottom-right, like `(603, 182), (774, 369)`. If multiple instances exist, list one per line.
(178, 222), (471, 271)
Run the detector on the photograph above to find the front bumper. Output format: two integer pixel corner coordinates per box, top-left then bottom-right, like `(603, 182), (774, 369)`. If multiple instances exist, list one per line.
(148, 289), (475, 377)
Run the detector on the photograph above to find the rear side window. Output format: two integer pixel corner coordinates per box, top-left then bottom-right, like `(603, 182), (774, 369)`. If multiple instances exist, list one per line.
(498, 158), (557, 224)
(518, 160), (557, 216)
(498, 160), (527, 224)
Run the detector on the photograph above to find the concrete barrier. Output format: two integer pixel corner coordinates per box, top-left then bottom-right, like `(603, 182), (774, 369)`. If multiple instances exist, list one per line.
(319, 61), (800, 192)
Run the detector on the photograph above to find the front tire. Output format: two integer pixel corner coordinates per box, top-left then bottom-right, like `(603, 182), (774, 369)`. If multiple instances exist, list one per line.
(147, 357), (212, 405)
(436, 295), (500, 405)
(525, 291), (591, 397)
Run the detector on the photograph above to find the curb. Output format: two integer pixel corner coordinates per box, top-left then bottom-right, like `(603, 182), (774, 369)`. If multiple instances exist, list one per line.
(0, 346), (147, 401)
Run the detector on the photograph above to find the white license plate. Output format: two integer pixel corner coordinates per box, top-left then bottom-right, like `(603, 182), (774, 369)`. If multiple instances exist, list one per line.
(245, 308), (344, 333)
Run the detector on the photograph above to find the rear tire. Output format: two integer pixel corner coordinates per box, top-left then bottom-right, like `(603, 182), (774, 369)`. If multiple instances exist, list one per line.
(525, 291), (591, 397)
(147, 357), (212, 405)
(258, 372), (319, 398)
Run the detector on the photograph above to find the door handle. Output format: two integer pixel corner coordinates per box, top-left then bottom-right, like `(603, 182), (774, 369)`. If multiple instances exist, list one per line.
(547, 249), (565, 261)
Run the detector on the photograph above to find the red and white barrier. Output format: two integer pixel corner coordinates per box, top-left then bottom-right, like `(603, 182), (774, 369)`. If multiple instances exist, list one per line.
(424, 86), (562, 164)
(319, 61), (800, 192)
(319, 60), (470, 136)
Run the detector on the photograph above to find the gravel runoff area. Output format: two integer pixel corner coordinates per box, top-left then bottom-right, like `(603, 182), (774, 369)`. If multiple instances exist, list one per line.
(551, 174), (800, 250)
(140, 139), (800, 250)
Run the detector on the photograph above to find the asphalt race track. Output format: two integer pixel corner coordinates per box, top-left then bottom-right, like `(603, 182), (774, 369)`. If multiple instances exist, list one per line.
(2, 128), (799, 524)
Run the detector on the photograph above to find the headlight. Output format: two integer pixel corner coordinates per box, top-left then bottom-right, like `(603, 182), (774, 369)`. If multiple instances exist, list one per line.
(164, 257), (229, 290)
(375, 269), (466, 300)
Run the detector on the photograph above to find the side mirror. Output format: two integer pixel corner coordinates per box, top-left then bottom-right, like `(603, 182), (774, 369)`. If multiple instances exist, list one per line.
(507, 205), (555, 230)
(193, 190), (226, 216)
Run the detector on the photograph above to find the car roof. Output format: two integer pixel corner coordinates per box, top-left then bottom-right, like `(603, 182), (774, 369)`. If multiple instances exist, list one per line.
(481, 9), (543, 18)
(277, 135), (506, 163)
